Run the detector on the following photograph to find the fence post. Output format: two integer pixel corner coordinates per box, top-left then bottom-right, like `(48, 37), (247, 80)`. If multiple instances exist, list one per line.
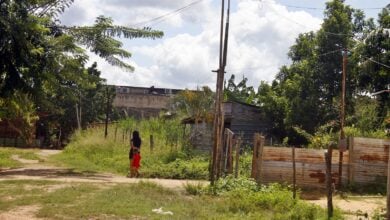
(227, 131), (233, 174)
(292, 146), (296, 199)
(251, 133), (264, 183)
(150, 134), (154, 153)
(234, 137), (241, 178)
(325, 145), (333, 219)
(114, 125), (118, 142)
(347, 136), (354, 185)
(387, 139), (390, 220)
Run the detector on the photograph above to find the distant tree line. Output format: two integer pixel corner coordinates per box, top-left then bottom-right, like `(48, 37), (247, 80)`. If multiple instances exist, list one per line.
(225, 0), (389, 145)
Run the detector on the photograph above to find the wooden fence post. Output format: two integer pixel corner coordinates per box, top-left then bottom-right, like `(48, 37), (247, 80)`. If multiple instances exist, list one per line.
(114, 125), (118, 142)
(251, 133), (264, 183)
(347, 136), (354, 185)
(227, 130), (234, 174)
(150, 134), (154, 153)
(387, 139), (390, 220)
(234, 137), (241, 178)
(325, 145), (333, 219)
(292, 146), (296, 199)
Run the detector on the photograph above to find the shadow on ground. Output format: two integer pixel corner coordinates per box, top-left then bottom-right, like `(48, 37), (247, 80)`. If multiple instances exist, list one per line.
(0, 168), (112, 181)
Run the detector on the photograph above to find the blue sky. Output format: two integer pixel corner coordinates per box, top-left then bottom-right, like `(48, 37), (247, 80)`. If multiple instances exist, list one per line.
(60, 0), (388, 89)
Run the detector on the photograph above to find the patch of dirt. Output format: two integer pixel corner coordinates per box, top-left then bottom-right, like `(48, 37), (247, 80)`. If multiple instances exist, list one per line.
(11, 155), (39, 165)
(307, 195), (385, 219)
(0, 205), (41, 220)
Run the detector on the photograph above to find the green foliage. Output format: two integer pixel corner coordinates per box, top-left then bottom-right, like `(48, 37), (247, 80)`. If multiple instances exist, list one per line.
(184, 182), (206, 195)
(173, 86), (214, 123)
(255, 1), (389, 145)
(0, 0), (163, 145)
(0, 147), (39, 168)
(0, 92), (39, 146)
(0, 179), (338, 219)
(224, 74), (256, 104)
(53, 118), (209, 179)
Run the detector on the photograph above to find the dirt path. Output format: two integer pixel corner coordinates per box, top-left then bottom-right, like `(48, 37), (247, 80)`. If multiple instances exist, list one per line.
(0, 149), (207, 190)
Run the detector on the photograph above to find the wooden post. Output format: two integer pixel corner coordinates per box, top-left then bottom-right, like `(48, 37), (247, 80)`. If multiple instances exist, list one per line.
(114, 125), (118, 142)
(251, 133), (264, 183)
(227, 132), (234, 174)
(234, 137), (241, 178)
(387, 140), (390, 220)
(292, 146), (296, 199)
(348, 136), (354, 184)
(150, 134), (154, 153)
(325, 145), (333, 219)
(122, 129), (125, 142)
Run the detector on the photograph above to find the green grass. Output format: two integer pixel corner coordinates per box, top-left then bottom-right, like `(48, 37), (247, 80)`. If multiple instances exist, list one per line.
(50, 122), (211, 179)
(0, 147), (40, 168)
(0, 179), (342, 219)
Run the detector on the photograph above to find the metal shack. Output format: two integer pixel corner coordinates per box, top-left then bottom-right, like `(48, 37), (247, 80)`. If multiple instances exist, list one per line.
(183, 100), (270, 150)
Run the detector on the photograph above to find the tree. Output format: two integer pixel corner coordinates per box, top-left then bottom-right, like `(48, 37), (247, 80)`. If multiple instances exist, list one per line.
(224, 74), (256, 104)
(355, 5), (390, 119)
(0, 91), (39, 146)
(174, 86), (214, 124)
(0, 0), (163, 145)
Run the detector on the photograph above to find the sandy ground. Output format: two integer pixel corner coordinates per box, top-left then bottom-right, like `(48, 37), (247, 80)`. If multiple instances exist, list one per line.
(0, 149), (386, 219)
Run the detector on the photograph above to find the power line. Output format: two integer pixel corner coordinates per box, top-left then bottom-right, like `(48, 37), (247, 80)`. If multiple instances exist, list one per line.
(359, 54), (390, 69)
(264, 3), (354, 36)
(257, 0), (385, 11)
(130, 0), (205, 27)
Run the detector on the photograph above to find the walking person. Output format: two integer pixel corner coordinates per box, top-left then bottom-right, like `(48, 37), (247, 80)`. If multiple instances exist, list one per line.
(128, 130), (141, 177)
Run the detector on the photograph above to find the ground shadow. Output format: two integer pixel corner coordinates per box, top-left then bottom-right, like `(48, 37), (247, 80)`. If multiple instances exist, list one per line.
(0, 168), (112, 181)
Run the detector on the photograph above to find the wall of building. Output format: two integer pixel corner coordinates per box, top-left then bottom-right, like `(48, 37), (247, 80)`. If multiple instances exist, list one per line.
(113, 86), (178, 118)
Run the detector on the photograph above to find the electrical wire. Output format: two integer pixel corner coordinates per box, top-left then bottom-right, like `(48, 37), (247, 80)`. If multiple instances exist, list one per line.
(256, 0), (385, 11)
(359, 54), (390, 69)
(130, 0), (205, 27)
(264, 3), (354, 36)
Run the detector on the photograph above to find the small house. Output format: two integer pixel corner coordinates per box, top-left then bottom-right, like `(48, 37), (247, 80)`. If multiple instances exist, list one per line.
(183, 100), (271, 150)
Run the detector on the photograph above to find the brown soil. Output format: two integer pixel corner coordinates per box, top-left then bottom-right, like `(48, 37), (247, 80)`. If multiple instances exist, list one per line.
(0, 205), (41, 220)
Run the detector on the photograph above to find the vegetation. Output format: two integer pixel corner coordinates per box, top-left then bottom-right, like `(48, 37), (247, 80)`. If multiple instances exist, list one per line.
(0, 179), (342, 219)
(0, 147), (39, 168)
(224, 0), (389, 146)
(51, 118), (211, 179)
(0, 0), (163, 145)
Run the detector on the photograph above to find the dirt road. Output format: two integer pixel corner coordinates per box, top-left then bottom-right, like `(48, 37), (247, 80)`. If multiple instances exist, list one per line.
(0, 150), (207, 190)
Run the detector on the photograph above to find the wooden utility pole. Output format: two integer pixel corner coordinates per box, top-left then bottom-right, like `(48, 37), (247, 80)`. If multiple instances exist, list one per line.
(211, 0), (230, 185)
(387, 144), (390, 219)
(338, 49), (347, 188)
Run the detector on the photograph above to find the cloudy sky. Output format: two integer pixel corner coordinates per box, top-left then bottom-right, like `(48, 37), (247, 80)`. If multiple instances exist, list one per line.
(59, 0), (388, 90)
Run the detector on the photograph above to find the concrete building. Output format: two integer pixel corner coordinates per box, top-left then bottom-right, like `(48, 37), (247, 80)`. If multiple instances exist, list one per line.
(113, 86), (182, 118)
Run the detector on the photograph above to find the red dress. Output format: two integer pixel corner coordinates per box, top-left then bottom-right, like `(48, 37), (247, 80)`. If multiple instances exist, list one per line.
(132, 153), (141, 169)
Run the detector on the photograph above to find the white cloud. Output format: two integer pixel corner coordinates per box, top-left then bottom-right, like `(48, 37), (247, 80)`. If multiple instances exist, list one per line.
(60, 0), (322, 90)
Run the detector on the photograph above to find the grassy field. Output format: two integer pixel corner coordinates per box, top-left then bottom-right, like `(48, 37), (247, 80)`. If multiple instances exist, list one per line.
(0, 179), (342, 220)
(50, 118), (256, 179)
(0, 147), (40, 168)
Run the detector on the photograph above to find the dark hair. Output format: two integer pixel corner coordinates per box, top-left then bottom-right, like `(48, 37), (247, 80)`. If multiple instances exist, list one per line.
(132, 130), (141, 147)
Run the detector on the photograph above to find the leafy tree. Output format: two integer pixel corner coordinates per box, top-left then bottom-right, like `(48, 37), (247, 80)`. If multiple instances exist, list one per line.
(355, 5), (390, 119)
(224, 74), (256, 104)
(173, 86), (214, 123)
(0, 91), (39, 146)
(0, 0), (163, 145)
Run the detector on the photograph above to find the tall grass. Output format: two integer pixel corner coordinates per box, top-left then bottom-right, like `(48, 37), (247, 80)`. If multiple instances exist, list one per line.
(52, 117), (210, 179)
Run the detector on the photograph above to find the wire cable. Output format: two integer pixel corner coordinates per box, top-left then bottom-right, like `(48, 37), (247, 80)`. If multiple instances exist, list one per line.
(130, 0), (205, 27)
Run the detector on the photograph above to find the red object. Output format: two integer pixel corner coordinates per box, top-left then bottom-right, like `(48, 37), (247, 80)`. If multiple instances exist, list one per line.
(132, 153), (141, 169)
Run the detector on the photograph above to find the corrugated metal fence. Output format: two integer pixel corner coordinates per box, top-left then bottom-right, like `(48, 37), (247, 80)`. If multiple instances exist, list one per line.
(258, 137), (390, 188)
